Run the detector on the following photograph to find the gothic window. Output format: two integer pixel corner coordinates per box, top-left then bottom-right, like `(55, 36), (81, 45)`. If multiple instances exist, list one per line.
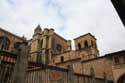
(56, 44), (62, 52)
(114, 57), (120, 64)
(84, 40), (88, 47)
(61, 56), (64, 62)
(77, 43), (81, 50)
(0, 36), (10, 50)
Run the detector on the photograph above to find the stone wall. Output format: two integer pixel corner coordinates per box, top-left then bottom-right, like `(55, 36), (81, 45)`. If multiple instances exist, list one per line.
(82, 57), (114, 80)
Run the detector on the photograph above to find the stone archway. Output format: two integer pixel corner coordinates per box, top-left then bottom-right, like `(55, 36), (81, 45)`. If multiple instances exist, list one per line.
(117, 74), (125, 83)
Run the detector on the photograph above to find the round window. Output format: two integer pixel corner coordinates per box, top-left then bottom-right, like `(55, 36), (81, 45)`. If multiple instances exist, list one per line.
(56, 44), (62, 52)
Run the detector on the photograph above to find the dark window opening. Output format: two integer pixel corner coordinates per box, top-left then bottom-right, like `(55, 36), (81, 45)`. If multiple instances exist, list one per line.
(77, 43), (81, 50)
(61, 56), (64, 62)
(84, 40), (88, 47)
(114, 57), (120, 64)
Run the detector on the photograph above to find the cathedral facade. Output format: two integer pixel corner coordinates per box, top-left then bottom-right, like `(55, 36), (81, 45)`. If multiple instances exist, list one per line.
(0, 26), (125, 83)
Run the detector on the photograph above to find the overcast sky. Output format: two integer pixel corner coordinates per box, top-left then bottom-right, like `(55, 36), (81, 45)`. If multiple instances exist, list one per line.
(0, 0), (125, 55)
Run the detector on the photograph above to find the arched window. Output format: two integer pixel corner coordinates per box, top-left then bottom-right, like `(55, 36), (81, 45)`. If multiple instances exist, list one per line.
(84, 40), (88, 47)
(0, 36), (10, 50)
(56, 44), (62, 52)
(77, 43), (81, 50)
(61, 56), (64, 62)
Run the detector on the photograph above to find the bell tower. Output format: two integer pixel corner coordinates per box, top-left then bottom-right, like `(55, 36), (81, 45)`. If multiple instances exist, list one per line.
(74, 33), (99, 60)
(29, 25), (42, 63)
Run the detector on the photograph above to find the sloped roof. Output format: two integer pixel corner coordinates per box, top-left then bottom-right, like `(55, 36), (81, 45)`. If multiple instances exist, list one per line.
(0, 27), (27, 41)
(74, 33), (96, 40)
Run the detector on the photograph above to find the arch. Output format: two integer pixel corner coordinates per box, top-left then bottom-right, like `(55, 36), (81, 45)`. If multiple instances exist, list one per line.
(77, 43), (81, 50)
(0, 36), (10, 50)
(117, 74), (125, 83)
(84, 40), (88, 47)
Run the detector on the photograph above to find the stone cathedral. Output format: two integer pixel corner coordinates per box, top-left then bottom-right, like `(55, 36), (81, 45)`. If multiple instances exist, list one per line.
(0, 25), (125, 83)
(29, 25), (99, 65)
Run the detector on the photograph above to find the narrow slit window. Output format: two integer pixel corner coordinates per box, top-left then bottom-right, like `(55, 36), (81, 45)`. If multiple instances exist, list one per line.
(61, 56), (64, 62)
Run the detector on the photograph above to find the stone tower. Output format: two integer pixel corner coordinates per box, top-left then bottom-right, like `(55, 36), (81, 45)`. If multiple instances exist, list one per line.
(74, 33), (99, 60)
(29, 25), (71, 64)
(29, 25), (54, 64)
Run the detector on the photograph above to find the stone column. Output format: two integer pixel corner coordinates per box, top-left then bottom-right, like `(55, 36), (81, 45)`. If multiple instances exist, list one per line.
(48, 36), (52, 63)
(11, 42), (29, 83)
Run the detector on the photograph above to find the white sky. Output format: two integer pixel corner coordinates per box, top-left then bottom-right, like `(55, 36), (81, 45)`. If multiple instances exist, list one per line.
(0, 0), (125, 55)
